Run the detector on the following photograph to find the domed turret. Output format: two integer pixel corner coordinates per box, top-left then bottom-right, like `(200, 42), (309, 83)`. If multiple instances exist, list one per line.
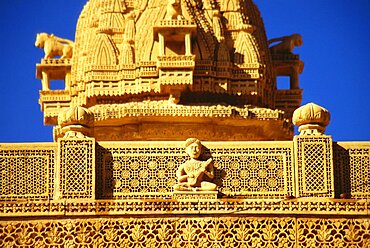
(69, 0), (276, 107)
(36, 0), (304, 141)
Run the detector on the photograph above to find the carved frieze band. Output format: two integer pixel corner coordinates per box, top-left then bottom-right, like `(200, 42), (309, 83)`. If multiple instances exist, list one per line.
(1, 216), (369, 247)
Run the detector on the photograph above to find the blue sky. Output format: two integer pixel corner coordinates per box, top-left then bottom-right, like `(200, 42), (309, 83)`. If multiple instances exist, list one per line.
(0, 1), (369, 142)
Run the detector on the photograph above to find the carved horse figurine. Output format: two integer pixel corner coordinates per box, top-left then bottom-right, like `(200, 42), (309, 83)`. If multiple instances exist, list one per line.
(35, 33), (74, 59)
(268, 34), (303, 54)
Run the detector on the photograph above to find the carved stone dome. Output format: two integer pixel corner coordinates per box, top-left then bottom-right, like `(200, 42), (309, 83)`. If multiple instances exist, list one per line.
(70, 0), (275, 107)
(36, 0), (304, 141)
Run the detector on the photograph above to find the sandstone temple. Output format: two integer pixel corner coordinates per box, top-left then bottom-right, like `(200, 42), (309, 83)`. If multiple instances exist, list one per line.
(1, 0), (369, 247)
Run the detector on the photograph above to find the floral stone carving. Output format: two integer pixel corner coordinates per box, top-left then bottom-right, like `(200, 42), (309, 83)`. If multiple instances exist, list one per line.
(173, 138), (217, 192)
(292, 102), (331, 135)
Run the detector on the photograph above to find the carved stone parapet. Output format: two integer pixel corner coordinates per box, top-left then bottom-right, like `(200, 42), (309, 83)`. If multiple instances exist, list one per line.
(41, 58), (71, 65)
(158, 19), (195, 27)
(157, 55), (196, 69)
(293, 102), (330, 135)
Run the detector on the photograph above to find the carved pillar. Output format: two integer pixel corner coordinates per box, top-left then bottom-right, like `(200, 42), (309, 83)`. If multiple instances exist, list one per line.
(159, 33), (165, 56)
(290, 68), (299, 89)
(65, 72), (71, 91)
(55, 106), (95, 200)
(41, 71), (50, 90)
(185, 33), (191, 55)
(293, 102), (334, 197)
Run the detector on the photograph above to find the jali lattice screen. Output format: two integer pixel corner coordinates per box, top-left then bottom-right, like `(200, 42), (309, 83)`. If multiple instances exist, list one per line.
(334, 142), (370, 199)
(294, 136), (334, 197)
(58, 138), (95, 199)
(0, 143), (56, 201)
(96, 141), (294, 199)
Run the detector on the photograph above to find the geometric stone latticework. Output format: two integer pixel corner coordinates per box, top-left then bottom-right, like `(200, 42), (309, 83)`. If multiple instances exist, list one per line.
(0, 143), (56, 201)
(213, 152), (292, 198)
(334, 142), (370, 199)
(0, 139), (369, 246)
(96, 141), (295, 199)
(302, 142), (327, 193)
(0, 217), (369, 247)
(57, 138), (95, 199)
(348, 149), (370, 198)
(294, 135), (334, 197)
(101, 151), (185, 198)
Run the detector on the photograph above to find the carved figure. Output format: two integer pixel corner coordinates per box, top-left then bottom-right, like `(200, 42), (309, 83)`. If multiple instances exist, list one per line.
(268, 34), (303, 54)
(173, 138), (217, 191)
(35, 33), (74, 59)
(165, 0), (183, 20)
(212, 10), (225, 42)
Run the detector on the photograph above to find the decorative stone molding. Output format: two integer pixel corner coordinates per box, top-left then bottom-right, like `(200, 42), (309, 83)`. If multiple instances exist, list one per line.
(1, 216), (370, 247)
(292, 102), (331, 135)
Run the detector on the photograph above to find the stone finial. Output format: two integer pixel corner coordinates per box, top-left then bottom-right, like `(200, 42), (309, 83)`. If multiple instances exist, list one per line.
(292, 102), (330, 135)
(58, 106), (94, 138)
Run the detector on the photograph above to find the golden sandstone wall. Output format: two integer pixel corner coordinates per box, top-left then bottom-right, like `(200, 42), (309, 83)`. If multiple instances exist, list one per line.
(3, 0), (369, 247)
(0, 136), (369, 247)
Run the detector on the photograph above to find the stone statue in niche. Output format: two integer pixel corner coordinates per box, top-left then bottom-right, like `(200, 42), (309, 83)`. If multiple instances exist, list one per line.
(35, 33), (74, 59)
(173, 138), (217, 191)
(268, 34), (303, 54)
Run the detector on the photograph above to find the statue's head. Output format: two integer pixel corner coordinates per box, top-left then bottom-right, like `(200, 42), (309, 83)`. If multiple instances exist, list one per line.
(35, 33), (49, 48)
(185, 138), (202, 159)
(292, 34), (303, 47)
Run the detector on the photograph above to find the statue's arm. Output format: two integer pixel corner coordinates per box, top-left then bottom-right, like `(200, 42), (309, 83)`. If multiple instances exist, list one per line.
(176, 164), (188, 182)
(203, 159), (215, 180)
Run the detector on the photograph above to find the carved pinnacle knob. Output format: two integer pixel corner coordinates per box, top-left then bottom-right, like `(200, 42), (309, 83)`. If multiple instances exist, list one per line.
(57, 106), (94, 138)
(292, 102), (330, 135)
(58, 106), (94, 128)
